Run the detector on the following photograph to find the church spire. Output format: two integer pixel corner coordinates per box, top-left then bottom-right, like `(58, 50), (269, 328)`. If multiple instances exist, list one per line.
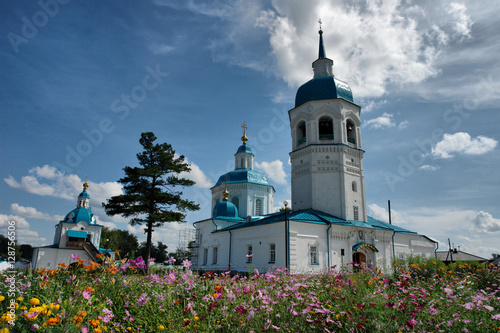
(318, 18), (326, 59)
(312, 22), (333, 78)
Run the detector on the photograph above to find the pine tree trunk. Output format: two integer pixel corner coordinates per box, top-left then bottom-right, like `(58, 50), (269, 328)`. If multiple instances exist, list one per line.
(145, 220), (152, 273)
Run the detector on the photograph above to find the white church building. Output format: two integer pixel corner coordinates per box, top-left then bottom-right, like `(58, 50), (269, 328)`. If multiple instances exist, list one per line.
(191, 29), (437, 272)
(32, 182), (106, 269)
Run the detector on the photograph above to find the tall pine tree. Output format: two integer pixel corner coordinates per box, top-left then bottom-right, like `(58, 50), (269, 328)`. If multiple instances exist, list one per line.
(102, 132), (199, 271)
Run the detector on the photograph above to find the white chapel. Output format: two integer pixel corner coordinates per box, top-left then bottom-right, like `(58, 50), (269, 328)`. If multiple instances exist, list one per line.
(191, 29), (436, 272)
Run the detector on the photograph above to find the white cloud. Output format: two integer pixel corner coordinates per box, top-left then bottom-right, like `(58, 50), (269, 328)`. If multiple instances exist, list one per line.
(398, 120), (409, 130)
(471, 211), (500, 233)
(4, 165), (123, 208)
(367, 203), (407, 224)
(149, 42), (175, 55)
(432, 132), (497, 159)
(0, 214), (46, 247)
(10, 203), (63, 221)
(177, 156), (212, 189)
(419, 164), (440, 171)
(361, 99), (387, 113)
(255, 160), (287, 185)
(364, 113), (396, 129)
(447, 3), (472, 40)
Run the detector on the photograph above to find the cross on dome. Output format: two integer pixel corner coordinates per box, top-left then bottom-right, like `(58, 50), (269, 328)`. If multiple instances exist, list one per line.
(241, 121), (248, 143)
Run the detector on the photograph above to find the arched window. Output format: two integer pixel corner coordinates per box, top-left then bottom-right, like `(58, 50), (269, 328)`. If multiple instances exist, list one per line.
(297, 121), (306, 145)
(319, 117), (333, 140)
(231, 197), (239, 212)
(353, 206), (359, 220)
(352, 181), (357, 192)
(255, 199), (262, 215)
(241, 158), (244, 169)
(346, 120), (356, 145)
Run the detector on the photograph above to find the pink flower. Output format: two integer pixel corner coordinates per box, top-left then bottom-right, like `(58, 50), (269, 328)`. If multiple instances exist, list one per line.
(82, 290), (91, 300)
(246, 254), (253, 258)
(492, 314), (500, 320)
(71, 254), (79, 260)
(484, 305), (494, 311)
(183, 259), (192, 268)
(168, 257), (176, 264)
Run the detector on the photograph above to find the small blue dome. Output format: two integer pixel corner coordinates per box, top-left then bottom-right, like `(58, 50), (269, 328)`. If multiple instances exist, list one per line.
(236, 143), (253, 155)
(79, 191), (90, 198)
(214, 169), (271, 187)
(295, 76), (353, 108)
(63, 207), (96, 225)
(213, 200), (239, 218)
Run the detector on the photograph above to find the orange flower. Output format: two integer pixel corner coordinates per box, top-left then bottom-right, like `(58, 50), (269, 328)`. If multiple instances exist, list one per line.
(36, 268), (47, 275)
(77, 311), (87, 317)
(85, 287), (95, 294)
(215, 285), (222, 292)
(58, 262), (68, 268)
(90, 319), (100, 327)
(46, 317), (58, 326)
(73, 316), (83, 323)
(107, 267), (118, 274)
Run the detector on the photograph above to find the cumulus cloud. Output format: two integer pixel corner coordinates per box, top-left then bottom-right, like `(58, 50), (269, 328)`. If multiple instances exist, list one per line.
(432, 132), (497, 159)
(10, 203), (63, 221)
(367, 203), (407, 224)
(4, 165), (123, 207)
(177, 156), (212, 189)
(419, 164), (440, 171)
(364, 113), (396, 129)
(0, 214), (46, 246)
(471, 211), (500, 233)
(398, 120), (409, 130)
(255, 160), (287, 185)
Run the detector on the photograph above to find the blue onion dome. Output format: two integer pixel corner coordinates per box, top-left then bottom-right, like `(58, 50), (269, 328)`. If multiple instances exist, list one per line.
(295, 28), (354, 107)
(62, 181), (97, 225)
(236, 143), (253, 155)
(295, 76), (353, 107)
(215, 169), (270, 187)
(213, 187), (239, 218)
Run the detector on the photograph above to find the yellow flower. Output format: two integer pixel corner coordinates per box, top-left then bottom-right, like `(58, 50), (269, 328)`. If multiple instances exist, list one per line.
(49, 303), (60, 311)
(30, 298), (40, 306)
(0, 328), (9, 333)
(0, 296), (4, 302)
(16, 297), (23, 302)
(126, 327), (132, 331)
(157, 325), (165, 329)
(194, 316), (200, 321)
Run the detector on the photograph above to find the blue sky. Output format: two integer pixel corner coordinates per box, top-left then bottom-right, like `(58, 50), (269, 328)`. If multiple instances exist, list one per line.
(1, 0), (499, 259)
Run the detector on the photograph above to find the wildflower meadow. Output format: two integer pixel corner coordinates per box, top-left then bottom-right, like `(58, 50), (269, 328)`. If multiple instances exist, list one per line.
(1, 255), (499, 332)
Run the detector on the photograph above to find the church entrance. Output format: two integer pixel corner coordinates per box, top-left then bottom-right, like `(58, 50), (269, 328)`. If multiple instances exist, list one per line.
(353, 252), (366, 267)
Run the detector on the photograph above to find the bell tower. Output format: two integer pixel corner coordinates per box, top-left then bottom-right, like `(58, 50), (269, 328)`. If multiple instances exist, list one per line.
(289, 28), (366, 221)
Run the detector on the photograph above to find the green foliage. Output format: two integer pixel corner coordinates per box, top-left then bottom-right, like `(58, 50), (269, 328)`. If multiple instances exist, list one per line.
(137, 241), (168, 264)
(102, 132), (200, 270)
(100, 227), (139, 258)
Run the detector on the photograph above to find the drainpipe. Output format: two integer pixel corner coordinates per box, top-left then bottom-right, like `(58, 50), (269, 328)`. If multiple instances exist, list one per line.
(326, 222), (332, 268)
(228, 230), (232, 271)
(434, 241), (439, 260)
(392, 231), (396, 261)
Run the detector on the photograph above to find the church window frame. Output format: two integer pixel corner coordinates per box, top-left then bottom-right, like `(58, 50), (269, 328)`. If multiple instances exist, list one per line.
(310, 246), (318, 265)
(212, 247), (218, 264)
(246, 245), (253, 263)
(318, 116), (334, 141)
(353, 206), (359, 220)
(202, 248), (208, 265)
(346, 119), (356, 145)
(255, 199), (262, 216)
(352, 181), (357, 192)
(241, 158), (244, 169)
(297, 121), (306, 145)
(269, 243), (276, 263)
